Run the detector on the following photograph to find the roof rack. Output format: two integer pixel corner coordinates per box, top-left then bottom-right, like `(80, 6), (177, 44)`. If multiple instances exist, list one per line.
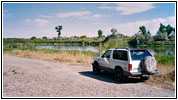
(115, 48), (130, 50)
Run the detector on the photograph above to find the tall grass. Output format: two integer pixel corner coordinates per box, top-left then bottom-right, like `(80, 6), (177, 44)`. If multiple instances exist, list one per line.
(4, 49), (99, 64)
(154, 55), (175, 66)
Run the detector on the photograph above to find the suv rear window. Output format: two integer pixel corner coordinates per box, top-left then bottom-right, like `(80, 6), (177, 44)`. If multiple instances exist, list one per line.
(130, 50), (152, 60)
(113, 50), (128, 61)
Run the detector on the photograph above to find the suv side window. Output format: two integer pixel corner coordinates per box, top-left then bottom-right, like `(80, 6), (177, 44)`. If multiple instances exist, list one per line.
(102, 50), (112, 58)
(113, 50), (128, 61)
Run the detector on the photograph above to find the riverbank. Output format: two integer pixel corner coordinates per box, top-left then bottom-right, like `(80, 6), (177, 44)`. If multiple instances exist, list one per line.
(3, 49), (175, 90)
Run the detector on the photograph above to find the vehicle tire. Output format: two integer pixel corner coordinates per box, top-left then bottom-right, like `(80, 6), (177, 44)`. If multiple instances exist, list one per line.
(141, 56), (157, 74)
(114, 68), (124, 82)
(140, 76), (150, 80)
(93, 62), (100, 75)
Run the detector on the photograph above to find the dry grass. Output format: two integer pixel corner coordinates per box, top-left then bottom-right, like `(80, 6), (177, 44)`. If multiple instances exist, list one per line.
(4, 50), (94, 65)
(145, 64), (175, 90)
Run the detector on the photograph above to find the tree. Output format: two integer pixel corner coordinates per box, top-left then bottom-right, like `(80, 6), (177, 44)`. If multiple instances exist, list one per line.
(55, 25), (63, 37)
(31, 36), (36, 40)
(154, 31), (168, 41)
(129, 26), (151, 45)
(42, 36), (47, 39)
(111, 28), (117, 35)
(145, 30), (151, 41)
(153, 23), (174, 41)
(98, 29), (103, 38)
(159, 23), (166, 33)
(139, 26), (147, 35)
(166, 24), (175, 38)
(80, 35), (87, 39)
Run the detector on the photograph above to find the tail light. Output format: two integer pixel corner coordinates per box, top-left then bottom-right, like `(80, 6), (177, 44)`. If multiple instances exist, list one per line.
(128, 64), (132, 71)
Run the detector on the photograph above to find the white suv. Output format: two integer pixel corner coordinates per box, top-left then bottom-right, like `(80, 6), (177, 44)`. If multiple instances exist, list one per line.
(92, 48), (159, 82)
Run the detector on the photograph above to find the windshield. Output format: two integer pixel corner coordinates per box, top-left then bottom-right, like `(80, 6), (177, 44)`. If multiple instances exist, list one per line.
(130, 50), (152, 60)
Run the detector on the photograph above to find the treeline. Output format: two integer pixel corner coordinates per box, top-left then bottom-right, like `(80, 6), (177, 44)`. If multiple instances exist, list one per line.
(3, 23), (175, 47)
(129, 23), (175, 45)
(3, 36), (102, 46)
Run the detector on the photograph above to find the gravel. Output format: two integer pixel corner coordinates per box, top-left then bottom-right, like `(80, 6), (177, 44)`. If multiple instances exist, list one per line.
(3, 55), (175, 97)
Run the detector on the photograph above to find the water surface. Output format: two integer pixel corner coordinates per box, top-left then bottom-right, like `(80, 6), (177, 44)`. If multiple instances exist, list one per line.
(35, 44), (175, 57)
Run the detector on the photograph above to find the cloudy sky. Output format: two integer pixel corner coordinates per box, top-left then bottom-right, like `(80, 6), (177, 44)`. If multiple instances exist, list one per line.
(3, 2), (175, 38)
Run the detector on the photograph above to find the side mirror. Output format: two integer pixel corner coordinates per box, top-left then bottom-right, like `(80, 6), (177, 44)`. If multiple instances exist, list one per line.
(99, 54), (102, 57)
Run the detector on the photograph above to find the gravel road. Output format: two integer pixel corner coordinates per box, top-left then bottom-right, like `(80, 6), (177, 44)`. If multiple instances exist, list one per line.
(3, 55), (175, 97)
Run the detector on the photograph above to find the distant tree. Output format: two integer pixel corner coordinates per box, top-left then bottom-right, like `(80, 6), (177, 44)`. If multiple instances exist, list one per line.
(129, 26), (151, 45)
(145, 30), (151, 41)
(31, 36), (36, 40)
(159, 23), (166, 33)
(166, 24), (175, 38)
(139, 26), (147, 35)
(98, 29), (103, 38)
(154, 31), (168, 41)
(42, 36), (47, 39)
(55, 25), (63, 37)
(80, 35), (87, 39)
(111, 28), (117, 35)
(153, 23), (174, 41)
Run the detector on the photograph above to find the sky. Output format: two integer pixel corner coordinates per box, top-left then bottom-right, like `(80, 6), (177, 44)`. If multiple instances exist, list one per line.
(3, 2), (175, 38)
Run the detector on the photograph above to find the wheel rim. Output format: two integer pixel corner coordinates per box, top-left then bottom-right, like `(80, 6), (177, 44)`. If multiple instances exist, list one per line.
(116, 73), (120, 77)
(94, 67), (97, 72)
(115, 70), (121, 80)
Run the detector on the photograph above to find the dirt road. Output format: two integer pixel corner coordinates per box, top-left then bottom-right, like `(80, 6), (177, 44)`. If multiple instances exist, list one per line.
(3, 55), (175, 97)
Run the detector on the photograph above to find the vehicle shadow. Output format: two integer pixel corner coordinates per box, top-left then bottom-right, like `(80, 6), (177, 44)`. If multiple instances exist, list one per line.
(79, 71), (144, 84)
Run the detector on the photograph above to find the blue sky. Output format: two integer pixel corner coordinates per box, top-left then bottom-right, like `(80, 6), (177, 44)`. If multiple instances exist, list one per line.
(3, 2), (175, 38)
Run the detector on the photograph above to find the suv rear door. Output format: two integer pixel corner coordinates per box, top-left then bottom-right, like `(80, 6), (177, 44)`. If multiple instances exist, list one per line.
(129, 50), (152, 72)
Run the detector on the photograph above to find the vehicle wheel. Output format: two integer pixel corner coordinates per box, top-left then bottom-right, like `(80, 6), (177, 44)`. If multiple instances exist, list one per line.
(93, 62), (100, 75)
(114, 68), (124, 82)
(140, 76), (150, 80)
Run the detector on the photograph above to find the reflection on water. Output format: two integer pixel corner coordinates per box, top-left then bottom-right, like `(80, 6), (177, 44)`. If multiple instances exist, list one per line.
(36, 45), (100, 52)
(35, 44), (175, 57)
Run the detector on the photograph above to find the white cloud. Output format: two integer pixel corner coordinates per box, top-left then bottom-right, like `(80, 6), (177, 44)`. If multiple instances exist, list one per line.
(92, 14), (101, 18)
(99, 6), (112, 10)
(99, 3), (155, 15)
(80, 14), (101, 20)
(113, 16), (175, 36)
(35, 19), (50, 27)
(57, 11), (91, 18)
(24, 19), (31, 23)
(115, 3), (155, 15)
(39, 15), (53, 18)
(57, 11), (103, 20)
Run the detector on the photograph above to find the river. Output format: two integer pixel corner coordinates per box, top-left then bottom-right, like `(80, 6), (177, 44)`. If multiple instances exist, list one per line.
(35, 44), (175, 57)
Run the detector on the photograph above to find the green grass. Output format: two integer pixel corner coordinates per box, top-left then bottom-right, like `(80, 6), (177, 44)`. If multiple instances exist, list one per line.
(154, 54), (175, 65)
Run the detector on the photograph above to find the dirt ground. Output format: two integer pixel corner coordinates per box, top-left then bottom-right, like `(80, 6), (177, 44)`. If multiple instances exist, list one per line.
(3, 55), (175, 97)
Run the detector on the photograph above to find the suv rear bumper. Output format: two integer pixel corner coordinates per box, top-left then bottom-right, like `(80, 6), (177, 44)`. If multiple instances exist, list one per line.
(129, 70), (159, 77)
